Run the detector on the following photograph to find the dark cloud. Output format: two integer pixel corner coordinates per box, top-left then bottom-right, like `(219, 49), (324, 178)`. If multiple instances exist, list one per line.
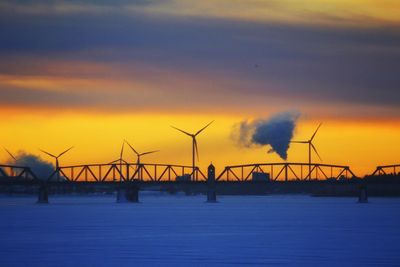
(0, 1), (399, 116)
(232, 111), (300, 160)
(6, 151), (54, 180)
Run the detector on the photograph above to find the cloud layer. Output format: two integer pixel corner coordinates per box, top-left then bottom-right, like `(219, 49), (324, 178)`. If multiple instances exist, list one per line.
(0, 1), (399, 118)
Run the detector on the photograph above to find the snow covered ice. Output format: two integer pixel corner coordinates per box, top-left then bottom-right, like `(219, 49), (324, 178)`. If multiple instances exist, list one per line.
(1, 193), (400, 266)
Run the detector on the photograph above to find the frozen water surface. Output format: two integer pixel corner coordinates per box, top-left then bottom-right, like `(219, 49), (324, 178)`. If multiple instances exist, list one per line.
(1, 193), (400, 266)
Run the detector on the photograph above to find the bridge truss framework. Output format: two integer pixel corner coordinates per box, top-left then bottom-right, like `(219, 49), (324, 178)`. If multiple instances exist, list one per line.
(371, 164), (400, 176)
(1, 162), (359, 182)
(54, 163), (207, 182)
(216, 163), (357, 181)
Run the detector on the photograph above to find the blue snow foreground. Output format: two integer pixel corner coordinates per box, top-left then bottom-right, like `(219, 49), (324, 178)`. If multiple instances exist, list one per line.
(1, 193), (399, 266)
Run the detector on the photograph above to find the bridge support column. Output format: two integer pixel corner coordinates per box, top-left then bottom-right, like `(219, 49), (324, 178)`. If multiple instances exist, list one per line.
(117, 182), (139, 203)
(358, 185), (368, 203)
(207, 163), (217, 202)
(37, 183), (49, 204)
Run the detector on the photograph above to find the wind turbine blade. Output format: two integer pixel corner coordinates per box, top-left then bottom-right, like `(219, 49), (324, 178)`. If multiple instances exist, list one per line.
(120, 142), (125, 159)
(140, 150), (160, 156)
(171, 126), (192, 137)
(124, 140), (139, 156)
(58, 146), (74, 157)
(310, 123), (322, 141)
(108, 159), (119, 164)
(195, 120), (214, 136)
(290, 141), (308, 144)
(311, 143), (322, 161)
(194, 138), (199, 161)
(39, 149), (56, 158)
(3, 147), (17, 161)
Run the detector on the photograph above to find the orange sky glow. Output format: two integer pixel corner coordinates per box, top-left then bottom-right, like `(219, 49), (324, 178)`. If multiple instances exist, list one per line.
(1, 110), (399, 177)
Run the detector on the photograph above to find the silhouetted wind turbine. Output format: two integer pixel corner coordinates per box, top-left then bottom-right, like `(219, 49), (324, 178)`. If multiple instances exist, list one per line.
(124, 141), (159, 165)
(3, 147), (17, 163)
(108, 142), (128, 165)
(171, 121), (214, 180)
(125, 140), (159, 180)
(3, 147), (17, 176)
(39, 146), (73, 181)
(108, 142), (129, 182)
(39, 146), (74, 170)
(291, 123), (322, 179)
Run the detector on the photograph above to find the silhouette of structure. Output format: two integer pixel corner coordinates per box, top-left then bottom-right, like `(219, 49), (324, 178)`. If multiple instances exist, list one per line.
(207, 163), (217, 202)
(108, 142), (129, 182)
(371, 164), (400, 176)
(37, 183), (49, 204)
(0, 164), (37, 180)
(117, 182), (139, 203)
(125, 141), (159, 165)
(358, 185), (368, 203)
(291, 123), (322, 179)
(52, 163), (206, 182)
(0, 161), (358, 182)
(108, 142), (127, 165)
(0, 161), (368, 204)
(125, 140), (159, 179)
(171, 121), (213, 181)
(217, 163), (356, 181)
(3, 148), (18, 176)
(3, 147), (17, 163)
(39, 146), (73, 181)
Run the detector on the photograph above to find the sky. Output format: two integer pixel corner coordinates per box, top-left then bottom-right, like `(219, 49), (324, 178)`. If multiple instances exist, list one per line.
(0, 0), (399, 176)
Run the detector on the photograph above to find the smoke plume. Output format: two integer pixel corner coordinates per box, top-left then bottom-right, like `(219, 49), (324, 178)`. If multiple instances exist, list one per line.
(232, 111), (300, 160)
(6, 151), (54, 180)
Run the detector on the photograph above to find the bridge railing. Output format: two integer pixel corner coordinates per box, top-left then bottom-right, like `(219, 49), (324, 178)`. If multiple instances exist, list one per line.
(216, 163), (357, 181)
(0, 164), (39, 181)
(371, 164), (400, 176)
(53, 163), (207, 182)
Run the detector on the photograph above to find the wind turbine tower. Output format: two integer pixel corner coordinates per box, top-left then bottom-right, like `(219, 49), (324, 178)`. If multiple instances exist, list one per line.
(171, 121), (213, 181)
(108, 141), (127, 182)
(291, 123), (322, 179)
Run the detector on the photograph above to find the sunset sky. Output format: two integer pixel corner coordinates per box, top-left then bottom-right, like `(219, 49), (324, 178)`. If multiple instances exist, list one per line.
(1, 0), (399, 176)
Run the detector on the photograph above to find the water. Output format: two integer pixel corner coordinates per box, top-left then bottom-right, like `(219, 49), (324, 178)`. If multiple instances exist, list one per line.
(1, 193), (400, 266)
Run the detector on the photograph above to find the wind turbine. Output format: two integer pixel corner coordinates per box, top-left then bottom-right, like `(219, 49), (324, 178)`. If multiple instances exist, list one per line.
(108, 141), (128, 165)
(3, 147), (17, 163)
(171, 121), (214, 180)
(39, 146), (74, 180)
(125, 140), (159, 180)
(3, 147), (17, 176)
(108, 141), (128, 182)
(291, 123), (322, 179)
(124, 141), (159, 165)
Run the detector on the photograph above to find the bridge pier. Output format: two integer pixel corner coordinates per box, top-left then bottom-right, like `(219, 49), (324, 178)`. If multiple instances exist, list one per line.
(358, 185), (368, 203)
(37, 183), (49, 204)
(207, 164), (217, 202)
(117, 182), (139, 203)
